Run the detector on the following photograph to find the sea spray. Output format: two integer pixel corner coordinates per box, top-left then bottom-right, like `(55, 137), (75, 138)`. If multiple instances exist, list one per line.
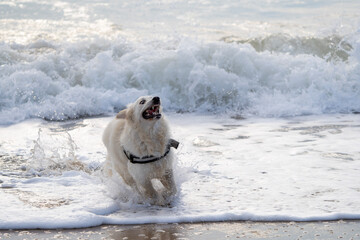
(28, 128), (89, 175)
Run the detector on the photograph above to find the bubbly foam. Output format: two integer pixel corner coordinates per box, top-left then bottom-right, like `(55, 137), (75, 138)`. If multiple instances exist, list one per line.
(1, 114), (360, 229)
(1, 34), (360, 124)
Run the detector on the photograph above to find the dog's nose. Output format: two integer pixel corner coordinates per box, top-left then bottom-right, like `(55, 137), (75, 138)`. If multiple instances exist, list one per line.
(153, 96), (160, 104)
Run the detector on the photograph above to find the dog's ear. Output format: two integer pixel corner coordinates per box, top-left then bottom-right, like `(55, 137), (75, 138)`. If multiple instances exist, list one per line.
(116, 109), (127, 119)
(125, 106), (134, 123)
(116, 106), (135, 122)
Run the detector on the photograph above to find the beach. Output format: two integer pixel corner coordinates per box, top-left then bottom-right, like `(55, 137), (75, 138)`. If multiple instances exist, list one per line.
(1, 221), (360, 240)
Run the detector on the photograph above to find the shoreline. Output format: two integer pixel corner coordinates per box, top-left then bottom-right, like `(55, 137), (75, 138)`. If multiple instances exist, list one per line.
(1, 220), (359, 240)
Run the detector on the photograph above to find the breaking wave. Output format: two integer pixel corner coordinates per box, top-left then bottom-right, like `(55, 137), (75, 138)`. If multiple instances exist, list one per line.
(1, 33), (360, 124)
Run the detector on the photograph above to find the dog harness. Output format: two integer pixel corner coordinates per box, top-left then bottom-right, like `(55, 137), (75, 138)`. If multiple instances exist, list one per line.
(123, 139), (179, 164)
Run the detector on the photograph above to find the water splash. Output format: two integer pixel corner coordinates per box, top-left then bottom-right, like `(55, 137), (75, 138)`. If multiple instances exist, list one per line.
(28, 128), (90, 176)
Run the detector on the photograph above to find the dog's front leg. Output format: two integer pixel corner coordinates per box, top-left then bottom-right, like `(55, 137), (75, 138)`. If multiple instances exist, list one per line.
(160, 169), (177, 197)
(137, 178), (163, 205)
(113, 162), (139, 190)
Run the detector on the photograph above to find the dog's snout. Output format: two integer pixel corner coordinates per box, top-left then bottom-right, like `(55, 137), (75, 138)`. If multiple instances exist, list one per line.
(153, 96), (160, 104)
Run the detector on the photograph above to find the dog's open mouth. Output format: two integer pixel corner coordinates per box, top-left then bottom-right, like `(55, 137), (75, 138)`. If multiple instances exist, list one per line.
(142, 104), (161, 120)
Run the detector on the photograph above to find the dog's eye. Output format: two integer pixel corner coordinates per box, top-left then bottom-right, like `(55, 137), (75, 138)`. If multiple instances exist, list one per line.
(139, 99), (146, 105)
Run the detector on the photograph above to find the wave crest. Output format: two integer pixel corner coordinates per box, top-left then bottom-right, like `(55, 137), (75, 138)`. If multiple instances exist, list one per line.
(1, 35), (359, 124)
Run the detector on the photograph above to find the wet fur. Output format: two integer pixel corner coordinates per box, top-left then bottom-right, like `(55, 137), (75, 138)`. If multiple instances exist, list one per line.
(102, 96), (177, 205)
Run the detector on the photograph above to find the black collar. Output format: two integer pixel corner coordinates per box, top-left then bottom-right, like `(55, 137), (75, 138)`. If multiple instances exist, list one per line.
(123, 139), (179, 164)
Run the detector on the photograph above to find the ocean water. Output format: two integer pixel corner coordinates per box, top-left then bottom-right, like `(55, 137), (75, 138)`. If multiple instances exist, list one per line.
(1, 0), (360, 229)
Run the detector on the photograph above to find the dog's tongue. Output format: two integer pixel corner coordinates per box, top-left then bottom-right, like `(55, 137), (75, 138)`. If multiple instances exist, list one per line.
(145, 105), (160, 118)
(149, 106), (159, 114)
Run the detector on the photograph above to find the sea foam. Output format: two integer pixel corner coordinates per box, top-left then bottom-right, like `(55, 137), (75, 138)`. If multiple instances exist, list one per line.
(1, 35), (360, 124)
(1, 114), (360, 229)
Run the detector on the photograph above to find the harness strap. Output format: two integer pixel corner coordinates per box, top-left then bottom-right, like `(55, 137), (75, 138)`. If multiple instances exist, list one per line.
(123, 139), (179, 164)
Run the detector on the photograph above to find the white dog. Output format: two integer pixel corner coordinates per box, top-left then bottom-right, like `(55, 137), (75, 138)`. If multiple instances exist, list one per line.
(102, 96), (178, 205)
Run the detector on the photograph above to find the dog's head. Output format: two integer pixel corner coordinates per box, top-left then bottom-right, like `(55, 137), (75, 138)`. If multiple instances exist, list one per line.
(116, 96), (163, 123)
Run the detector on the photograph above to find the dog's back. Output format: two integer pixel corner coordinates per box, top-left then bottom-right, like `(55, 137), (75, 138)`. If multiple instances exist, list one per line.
(102, 117), (125, 151)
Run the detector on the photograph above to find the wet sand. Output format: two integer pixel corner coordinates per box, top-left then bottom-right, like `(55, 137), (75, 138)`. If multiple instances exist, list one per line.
(0, 220), (359, 240)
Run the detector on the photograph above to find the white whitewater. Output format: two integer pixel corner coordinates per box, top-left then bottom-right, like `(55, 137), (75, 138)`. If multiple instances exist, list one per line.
(1, 114), (360, 229)
(0, 0), (360, 229)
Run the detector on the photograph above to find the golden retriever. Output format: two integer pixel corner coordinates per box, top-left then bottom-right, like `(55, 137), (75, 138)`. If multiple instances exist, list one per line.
(102, 96), (178, 205)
